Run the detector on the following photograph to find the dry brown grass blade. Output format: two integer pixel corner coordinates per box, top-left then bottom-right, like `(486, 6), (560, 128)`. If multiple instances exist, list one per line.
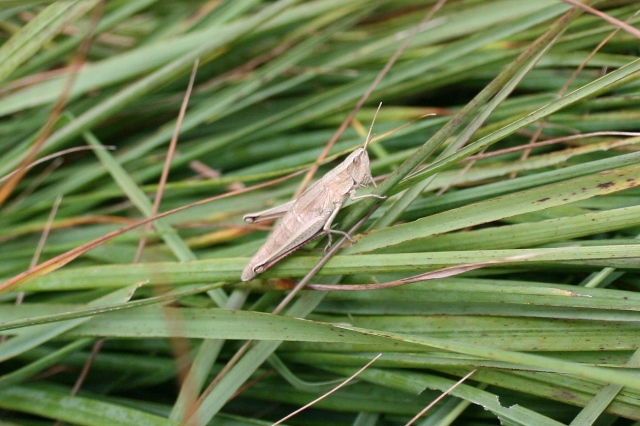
(561, 0), (640, 39)
(405, 370), (477, 426)
(468, 132), (640, 161)
(0, 2), (104, 206)
(0, 146), (116, 183)
(272, 354), (382, 426)
(133, 59), (200, 262)
(306, 249), (572, 291)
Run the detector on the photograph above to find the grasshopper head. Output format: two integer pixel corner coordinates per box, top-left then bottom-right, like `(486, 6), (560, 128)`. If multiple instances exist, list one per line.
(345, 147), (373, 186)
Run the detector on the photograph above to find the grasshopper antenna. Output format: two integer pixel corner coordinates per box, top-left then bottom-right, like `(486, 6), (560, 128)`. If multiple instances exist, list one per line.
(364, 102), (383, 150)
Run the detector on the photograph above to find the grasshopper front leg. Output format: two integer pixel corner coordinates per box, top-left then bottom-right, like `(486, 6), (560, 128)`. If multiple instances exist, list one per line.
(348, 188), (387, 201)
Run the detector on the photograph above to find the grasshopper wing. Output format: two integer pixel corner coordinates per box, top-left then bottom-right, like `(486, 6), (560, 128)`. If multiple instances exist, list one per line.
(241, 187), (336, 281)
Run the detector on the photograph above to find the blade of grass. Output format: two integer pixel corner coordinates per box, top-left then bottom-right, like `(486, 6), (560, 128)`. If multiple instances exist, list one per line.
(0, 0), (98, 82)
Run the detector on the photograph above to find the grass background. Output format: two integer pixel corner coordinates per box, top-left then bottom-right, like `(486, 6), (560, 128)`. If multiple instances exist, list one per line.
(1, 0), (640, 425)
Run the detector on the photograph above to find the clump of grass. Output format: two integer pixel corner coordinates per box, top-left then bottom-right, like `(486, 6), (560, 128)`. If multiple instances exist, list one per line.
(1, 1), (640, 425)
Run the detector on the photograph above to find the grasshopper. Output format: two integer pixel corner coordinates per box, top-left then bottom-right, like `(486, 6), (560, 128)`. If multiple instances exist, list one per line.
(241, 106), (386, 281)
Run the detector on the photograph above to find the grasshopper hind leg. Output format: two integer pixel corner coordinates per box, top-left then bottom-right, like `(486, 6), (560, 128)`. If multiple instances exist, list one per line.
(320, 200), (351, 251)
